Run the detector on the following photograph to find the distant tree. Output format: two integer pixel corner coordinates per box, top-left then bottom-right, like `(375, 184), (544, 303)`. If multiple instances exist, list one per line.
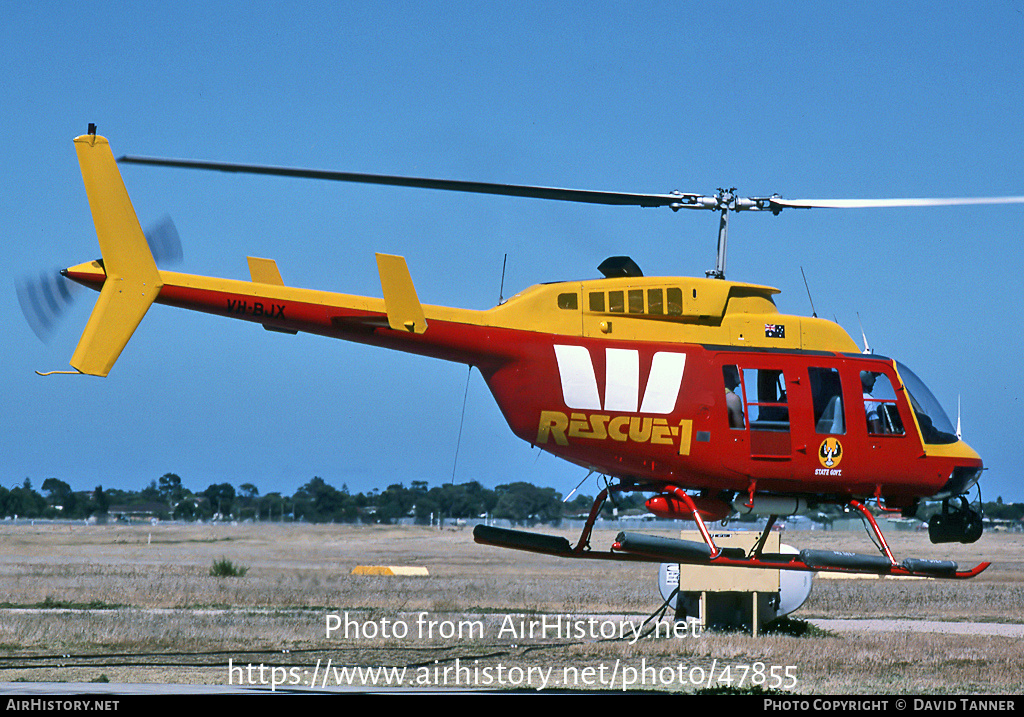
(375, 483), (417, 523)
(421, 481), (497, 523)
(237, 483), (260, 520)
(42, 478), (73, 507)
(294, 477), (359, 523)
(203, 483), (236, 518)
(91, 485), (109, 516)
(562, 492), (595, 515)
(1, 482), (47, 518)
(259, 492), (284, 521)
(493, 482), (563, 525)
(139, 480), (162, 503)
(983, 500), (1024, 522)
(172, 491), (199, 520)
(158, 473), (185, 506)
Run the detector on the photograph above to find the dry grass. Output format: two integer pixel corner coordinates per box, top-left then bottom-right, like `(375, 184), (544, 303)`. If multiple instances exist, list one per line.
(0, 521), (1021, 692)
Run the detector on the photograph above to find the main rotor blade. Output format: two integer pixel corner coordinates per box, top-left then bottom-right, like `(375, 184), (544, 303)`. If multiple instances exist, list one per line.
(119, 155), (692, 209)
(771, 196), (1024, 210)
(118, 154), (1024, 215)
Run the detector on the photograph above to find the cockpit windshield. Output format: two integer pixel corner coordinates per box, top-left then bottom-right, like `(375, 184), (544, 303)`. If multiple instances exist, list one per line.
(895, 362), (959, 445)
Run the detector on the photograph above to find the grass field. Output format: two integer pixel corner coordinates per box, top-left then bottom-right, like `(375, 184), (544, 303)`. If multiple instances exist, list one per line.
(0, 521), (1021, 693)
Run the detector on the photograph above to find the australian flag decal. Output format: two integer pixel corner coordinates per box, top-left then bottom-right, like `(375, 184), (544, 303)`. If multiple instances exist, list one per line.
(765, 323), (785, 339)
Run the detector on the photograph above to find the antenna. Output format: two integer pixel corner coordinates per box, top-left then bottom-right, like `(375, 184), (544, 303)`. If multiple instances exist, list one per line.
(498, 253), (507, 304)
(800, 267), (818, 318)
(956, 395), (962, 440)
(856, 313), (872, 354)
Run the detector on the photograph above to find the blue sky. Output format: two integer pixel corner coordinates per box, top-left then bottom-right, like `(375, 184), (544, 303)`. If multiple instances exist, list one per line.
(3, 1), (1022, 503)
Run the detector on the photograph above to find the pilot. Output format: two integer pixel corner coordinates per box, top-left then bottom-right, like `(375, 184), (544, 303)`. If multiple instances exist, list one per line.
(723, 365), (744, 429)
(862, 371), (884, 433)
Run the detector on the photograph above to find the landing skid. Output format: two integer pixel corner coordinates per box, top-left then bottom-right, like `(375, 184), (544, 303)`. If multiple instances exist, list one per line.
(472, 487), (990, 580)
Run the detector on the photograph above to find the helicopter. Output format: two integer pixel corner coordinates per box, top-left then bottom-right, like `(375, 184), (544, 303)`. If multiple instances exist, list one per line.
(35, 127), (1024, 581)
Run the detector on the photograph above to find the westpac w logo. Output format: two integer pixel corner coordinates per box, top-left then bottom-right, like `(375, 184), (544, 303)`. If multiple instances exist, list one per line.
(553, 345), (686, 415)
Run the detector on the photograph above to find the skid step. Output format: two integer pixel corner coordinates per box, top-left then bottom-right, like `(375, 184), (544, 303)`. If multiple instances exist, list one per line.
(473, 525), (572, 555)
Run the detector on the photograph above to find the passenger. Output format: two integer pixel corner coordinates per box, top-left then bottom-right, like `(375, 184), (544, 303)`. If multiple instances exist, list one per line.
(723, 366), (744, 429)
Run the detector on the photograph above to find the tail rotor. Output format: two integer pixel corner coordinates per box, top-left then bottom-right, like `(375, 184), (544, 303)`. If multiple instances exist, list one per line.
(17, 215), (182, 342)
(16, 268), (80, 342)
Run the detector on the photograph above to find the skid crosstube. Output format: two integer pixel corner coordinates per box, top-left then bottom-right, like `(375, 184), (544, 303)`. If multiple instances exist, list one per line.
(472, 525), (990, 580)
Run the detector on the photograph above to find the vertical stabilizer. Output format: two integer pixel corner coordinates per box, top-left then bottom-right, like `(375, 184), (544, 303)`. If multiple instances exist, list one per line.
(69, 133), (162, 376)
(376, 253), (427, 333)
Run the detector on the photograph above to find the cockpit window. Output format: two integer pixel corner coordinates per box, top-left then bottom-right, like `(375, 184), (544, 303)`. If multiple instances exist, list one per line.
(895, 362), (959, 445)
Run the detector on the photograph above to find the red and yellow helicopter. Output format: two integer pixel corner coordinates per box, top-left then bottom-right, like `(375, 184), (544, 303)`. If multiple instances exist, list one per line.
(39, 127), (1024, 580)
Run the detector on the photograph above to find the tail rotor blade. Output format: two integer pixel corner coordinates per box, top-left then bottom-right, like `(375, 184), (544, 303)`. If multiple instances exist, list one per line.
(145, 215), (182, 266)
(19, 215), (179, 343)
(16, 270), (80, 342)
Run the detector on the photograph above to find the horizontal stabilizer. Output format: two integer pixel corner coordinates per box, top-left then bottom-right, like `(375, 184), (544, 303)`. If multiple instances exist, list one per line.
(247, 256), (285, 285)
(247, 257), (297, 333)
(70, 277), (160, 376)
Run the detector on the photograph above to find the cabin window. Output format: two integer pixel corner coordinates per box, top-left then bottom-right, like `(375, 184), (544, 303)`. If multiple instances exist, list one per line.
(589, 292), (605, 312)
(648, 288), (663, 315)
(557, 293), (578, 310)
(809, 367), (845, 434)
(861, 371), (904, 435)
(726, 364), (791, 458)
(628, 289), (644, 314)
(666, 287), (683, 316)
(608, 290), (624, 313)
(723, 365), (744, 429)
(741, 368), (789, 431)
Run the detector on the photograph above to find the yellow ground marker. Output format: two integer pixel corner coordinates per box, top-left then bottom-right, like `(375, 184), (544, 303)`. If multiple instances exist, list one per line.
(351, 566), (429, 576)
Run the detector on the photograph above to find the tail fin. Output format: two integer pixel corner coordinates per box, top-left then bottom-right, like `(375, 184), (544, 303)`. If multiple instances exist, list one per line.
(376, 253), (427, 333)
(69, 133), (162, 376)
